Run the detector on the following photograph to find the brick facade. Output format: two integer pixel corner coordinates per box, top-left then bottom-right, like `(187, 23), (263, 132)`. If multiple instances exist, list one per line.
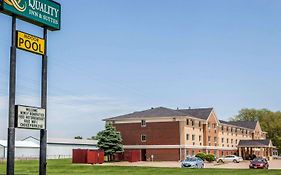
(146, 149), (179, 161)
(114, 121), (180, 145)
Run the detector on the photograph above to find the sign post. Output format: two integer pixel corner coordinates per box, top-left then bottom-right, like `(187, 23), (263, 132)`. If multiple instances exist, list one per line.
(40, 27), (48, 175)
(0, 0), (61, 174)
(7, 15), (16, 175)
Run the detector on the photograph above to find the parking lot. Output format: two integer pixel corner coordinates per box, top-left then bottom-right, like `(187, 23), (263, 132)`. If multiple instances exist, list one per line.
(100, 160), (281, 169)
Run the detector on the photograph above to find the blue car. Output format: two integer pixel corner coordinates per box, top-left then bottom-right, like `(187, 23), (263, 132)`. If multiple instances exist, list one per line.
(181, 157), (204, 168)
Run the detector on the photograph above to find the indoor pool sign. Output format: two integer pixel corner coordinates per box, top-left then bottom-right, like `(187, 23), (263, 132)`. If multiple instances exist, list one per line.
(0, 0), (61, 30)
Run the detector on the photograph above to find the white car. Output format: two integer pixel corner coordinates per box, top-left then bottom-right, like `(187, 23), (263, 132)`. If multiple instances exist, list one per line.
(217, 155), (243, 163)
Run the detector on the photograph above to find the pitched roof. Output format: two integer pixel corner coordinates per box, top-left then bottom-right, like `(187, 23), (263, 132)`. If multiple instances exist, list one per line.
(22, 136), (98, 146)
(226, 121), (258, 130)
(104, 107), (213, 121)
(105, 107), (184, 121)
(178, 108), (213, 120)
(238, 139), (272, 147)
(0, 140), (39, 148)
(219, 120), (229, 124)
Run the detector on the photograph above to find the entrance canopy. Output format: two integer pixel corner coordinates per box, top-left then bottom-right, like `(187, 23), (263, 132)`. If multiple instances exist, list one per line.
(238, 140), (274, 148)
(237, 139), (275, 160)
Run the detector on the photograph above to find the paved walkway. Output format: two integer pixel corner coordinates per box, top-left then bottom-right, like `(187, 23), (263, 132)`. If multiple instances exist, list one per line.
(98, 160), (281, 169)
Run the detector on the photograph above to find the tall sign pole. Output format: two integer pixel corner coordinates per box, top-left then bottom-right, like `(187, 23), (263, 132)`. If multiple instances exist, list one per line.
(40, 27), (48, 175)
(1, 1), (61, 174)
(7, 15), (17, 175)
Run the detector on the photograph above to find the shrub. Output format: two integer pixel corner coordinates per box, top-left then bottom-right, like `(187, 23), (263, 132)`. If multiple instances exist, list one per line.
(195, 152), (206, 161)
(205, 154), (215, 162)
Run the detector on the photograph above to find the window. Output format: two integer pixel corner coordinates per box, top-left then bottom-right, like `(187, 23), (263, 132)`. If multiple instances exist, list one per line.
(191, 120), (194, 126)
(141, 135), (146, 142)
(186, 119), (189, 125)
(199, 121), (201, 127)
(186, 134), (189, 140)
(208, 136), (211, 142)
(193, 142), (195, 145)
(227, 138), (229, 143)
(226, 127), (229, 132)
(214, 137), (217, 142)
(231, 139), (233, 144)
(192, 135), (195, 141)
(236, 139), (238, 144)
(208, 122), (210, 128)
(222, 126), (224, 131)
(141, 120), (146, 127)
(222, 138), (224, 143)
(213, 123), (216, 128)
(199, 135), (202, 141)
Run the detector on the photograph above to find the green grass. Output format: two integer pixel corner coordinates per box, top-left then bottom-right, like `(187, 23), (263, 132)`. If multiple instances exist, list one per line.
(0, 159), (280, 175)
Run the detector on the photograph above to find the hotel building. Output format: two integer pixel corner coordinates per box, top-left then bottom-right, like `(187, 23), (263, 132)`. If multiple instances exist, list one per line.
(104, 107), (274, 161)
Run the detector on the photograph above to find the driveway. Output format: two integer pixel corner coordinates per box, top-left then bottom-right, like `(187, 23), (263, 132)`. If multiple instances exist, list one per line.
(99, 160), (281, 169)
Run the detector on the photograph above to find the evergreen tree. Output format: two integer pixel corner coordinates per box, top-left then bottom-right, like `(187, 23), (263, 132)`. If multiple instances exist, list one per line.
(96, 123), (123, 161)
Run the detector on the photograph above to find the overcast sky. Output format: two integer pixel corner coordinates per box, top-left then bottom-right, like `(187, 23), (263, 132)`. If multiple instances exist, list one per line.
(1, 0), (281, 140)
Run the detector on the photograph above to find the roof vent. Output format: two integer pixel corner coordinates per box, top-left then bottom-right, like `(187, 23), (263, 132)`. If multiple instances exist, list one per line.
(151, 107), (154, 109)
(176, 107), (179, 110)
(189, 106), (191, 109)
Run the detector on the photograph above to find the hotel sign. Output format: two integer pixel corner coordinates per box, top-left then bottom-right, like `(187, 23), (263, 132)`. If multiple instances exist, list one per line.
(15, 105), (46, 130)
(0, 0), (61, 30)
(17, 30), (45, 55)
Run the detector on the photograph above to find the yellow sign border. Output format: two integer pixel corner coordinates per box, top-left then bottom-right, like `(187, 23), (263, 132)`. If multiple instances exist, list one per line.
(16, 30), (45, 55)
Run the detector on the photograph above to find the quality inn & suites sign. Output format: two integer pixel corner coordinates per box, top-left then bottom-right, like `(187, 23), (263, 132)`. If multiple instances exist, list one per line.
(0, 0), (61, 30)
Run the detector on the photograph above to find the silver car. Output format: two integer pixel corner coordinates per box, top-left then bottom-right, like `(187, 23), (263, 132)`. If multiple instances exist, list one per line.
(217, 155), (243, 163)
(181, 157), (204, 168)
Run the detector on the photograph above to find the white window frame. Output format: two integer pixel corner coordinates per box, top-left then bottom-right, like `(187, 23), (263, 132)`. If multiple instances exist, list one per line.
(141, 120), (146, 127)
(141, 134), (146, 142)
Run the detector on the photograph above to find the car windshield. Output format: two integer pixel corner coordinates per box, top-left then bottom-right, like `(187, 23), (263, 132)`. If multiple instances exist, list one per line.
(252, 158), (264, 162)
(185, 157), (197, 162)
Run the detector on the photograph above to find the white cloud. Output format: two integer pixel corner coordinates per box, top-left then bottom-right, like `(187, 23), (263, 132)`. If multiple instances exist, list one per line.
(0, 95), (140, 140)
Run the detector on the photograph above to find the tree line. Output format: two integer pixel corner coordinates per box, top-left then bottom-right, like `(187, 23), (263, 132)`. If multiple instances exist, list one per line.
(231, 108), (281, 152)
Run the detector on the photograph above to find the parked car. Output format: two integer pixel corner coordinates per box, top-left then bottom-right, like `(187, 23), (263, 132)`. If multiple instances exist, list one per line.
(181, 157), (204, 168)
(249, 158), (269, 169)
(273, 155), (281, 159)
(217, 155), (243, 163)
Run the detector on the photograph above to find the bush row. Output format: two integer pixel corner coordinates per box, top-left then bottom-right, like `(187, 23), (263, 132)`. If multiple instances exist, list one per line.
(195, 153), (215, 162)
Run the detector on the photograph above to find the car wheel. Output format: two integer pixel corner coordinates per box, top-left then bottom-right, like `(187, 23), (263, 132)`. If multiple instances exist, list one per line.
(201, 164), (204, 168)
(218, 159), (223, 163)
(233, 159), (238, 163)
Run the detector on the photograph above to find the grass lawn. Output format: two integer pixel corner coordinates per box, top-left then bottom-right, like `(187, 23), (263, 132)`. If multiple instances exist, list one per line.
(0, 159), (280, 175)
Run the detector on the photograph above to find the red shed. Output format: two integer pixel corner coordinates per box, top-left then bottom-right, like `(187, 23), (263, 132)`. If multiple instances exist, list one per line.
(72, 149), (104, 164)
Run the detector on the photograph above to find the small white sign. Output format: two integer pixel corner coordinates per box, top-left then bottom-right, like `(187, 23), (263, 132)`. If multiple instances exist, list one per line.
(16, 105), (46, 130)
